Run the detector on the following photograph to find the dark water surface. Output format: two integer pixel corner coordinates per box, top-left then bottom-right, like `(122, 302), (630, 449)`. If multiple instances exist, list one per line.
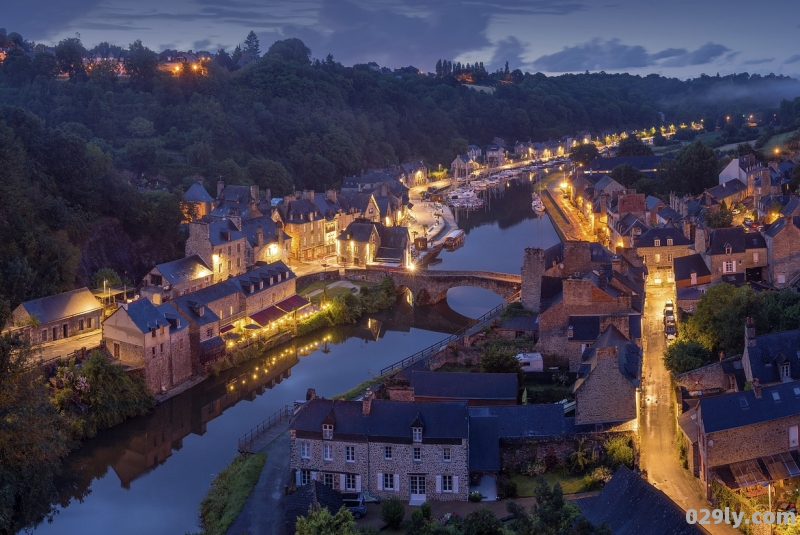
(29, 179), (559, 535)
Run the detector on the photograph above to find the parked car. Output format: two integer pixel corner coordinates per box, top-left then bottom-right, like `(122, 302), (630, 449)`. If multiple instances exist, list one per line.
(732, 208), (741, 214)
(342, 492), (367, 519)
(742, 218), (753, 228)
(663, 300), (675, 322)
(664, 319), (677, 342)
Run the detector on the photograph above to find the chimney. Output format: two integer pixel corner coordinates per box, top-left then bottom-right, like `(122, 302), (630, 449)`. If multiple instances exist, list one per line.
(256, 225), (264, 247)
(276, 220), (285, 251)
(745, 317), (756, 348)
(388, 385), (415, 402)
(611, 255), (622, 274)
(362, 389), (374, 415)
(521, 247), (544, 312)
(694, 226), (708, 255)
(753, 378), (761, 398)
(306, 388), (317, 401)
(250, 185), (259, 203)
(303, 190), (315, 201)
(217, 180), (225, 199)
(327, 189), (338, 204)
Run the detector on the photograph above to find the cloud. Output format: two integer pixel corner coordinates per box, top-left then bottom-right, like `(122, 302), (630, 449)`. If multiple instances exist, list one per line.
(742, 57), (774, 65)
(786, 54), (800, 64)
(532, 39), (733, 73)
(193, 38), (213, 50)
(4, 0), (104, 40)
(488, 36), (526, 71)
(73, 22), (151, 31)
(662, 42), (730, 67)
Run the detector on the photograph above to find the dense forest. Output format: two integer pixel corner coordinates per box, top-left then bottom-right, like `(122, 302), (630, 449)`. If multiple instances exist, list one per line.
(1, 29), (800, 310)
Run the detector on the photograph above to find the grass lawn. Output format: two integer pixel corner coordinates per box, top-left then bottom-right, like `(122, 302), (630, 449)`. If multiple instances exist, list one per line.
(297, 279), (329, 295)
(308, 286), (352, 304)
(199, 453), (267, 535)
(763, 128), (800, 153)
(511, 473), (587, 497)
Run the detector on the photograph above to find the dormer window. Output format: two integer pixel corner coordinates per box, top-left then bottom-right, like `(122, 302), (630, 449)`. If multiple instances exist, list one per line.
(322, 424), (333, 439)
(782, 363), (791, 381)
(725, 246), (732, 255)
(654, 239), (660, 247)
(259, 281), (264, 289)
(667, 238), (673, 246)
(412, 427), (422, 442)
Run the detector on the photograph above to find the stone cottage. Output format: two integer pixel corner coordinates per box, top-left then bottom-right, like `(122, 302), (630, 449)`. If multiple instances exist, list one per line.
(10, 287), (102, 344)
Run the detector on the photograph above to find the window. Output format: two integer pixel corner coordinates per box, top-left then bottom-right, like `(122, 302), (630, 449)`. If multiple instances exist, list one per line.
(160, 343), (164, 353)
(723, 261), (735, 273)
(413, 447), (421, 461)
(442, 475), (453, 492)
(152, 347), (156, 356)
(151, 328), (156, 338)
(237, 258), (241, 268)
(227, 260), (232, 271)
(323, 473), (335, 489)
(345, 446), (355, 462)
(301, 470), (311, 485)
(228, 245), (231, 255)
(79, 319), (84, 330)
(206, 327), (214, 337)
(654, 239), (661, 247)
(322, 424), (333, 439)
(87, 317), (93, 329)
(782, 363), (791, 381)
(667, 253), (673, 263)
(654, 253), (661, 263)
(345, 474), (356, 491)
(412, 427), (422, 442)
(41, 330), (47, 342)
(791, 426), (799, 448)
(237, 243), (241, 253)
(667, 238), (673, 246)
(442, 447), (451, 462)
(300, 441), (310, 459)
(323, 444), (332, 461)
(218, 264), (222, 273)
(725, 246), (732, 255)
(384, 446), (393, 460)
(383, 473), (395, 490)
(753, 252), (759, 263)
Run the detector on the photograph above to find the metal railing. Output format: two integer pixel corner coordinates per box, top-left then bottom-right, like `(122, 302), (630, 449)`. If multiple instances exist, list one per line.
(379, 291), (521, 376)
(238, 404), (293, 453)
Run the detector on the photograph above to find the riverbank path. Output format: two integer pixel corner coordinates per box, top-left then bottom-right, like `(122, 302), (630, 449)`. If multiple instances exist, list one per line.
(542, 171), (596, 242)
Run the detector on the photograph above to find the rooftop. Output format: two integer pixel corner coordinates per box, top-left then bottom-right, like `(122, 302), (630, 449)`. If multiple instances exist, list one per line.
(699, 380), (800, 433)
(16, 287), (101, 325)
(406, 371), (518, 401)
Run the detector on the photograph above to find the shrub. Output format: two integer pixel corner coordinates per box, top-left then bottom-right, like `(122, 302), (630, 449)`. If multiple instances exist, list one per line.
(468, 491), (483, 502)
(520, 460), (546, 476)
(420, 502), (432, 521)
(463, 509), (501, 535)
(604, 435), (634, 469)
(497, 478), (518, 499)
(381, 498), (405, 529)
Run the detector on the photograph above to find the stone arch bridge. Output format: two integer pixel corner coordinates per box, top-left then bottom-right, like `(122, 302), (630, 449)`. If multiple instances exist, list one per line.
(344, 268), (522, 306)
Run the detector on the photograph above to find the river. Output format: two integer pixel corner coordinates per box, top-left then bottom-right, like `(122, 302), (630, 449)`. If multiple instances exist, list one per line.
(28, 180), (560, 535)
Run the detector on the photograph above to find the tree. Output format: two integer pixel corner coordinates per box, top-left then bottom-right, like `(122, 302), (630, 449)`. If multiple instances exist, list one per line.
(295, 506), (356, 535)
(663, 140), (718, 195)
(704, 207), (733, 229)
(380, 498), (404, 529)
(682, 283), (762, 355)
(703, 116), (717, 132)
(215, 48), (236, 71)
(569, 143), (599, 166)
(231, 45), (243, 66)
(267, 38), (312, 64)
(54, 36), (86, 79)
(653, 130), (667, 147)
(247, 158), (294, 197)
(91, 267), (122, 289)
(616, 135), (653, 157)
(609, 164), (648, 188)
(125, 138), (160, 174)
(0, 325), (70, 532)
(663, 340), (713, 374)
(463, 508), (502, 535)
(126, 40), (159, 84)
(243, 31), (261, 58)
(603, 436), (634, 469)
(127, 117), (155, 138)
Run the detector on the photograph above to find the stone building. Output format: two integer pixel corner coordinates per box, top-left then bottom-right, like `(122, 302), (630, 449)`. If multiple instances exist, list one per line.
(185, 219), (247, 283)
(632, 223), (693, 285)
(337, 220), (411, 268)
(210, 181), (267, 220)
(397, 160), (428, 187)
(700, 226), (767, 284)
(763, 215), (800, 287)
(673, 253), (712, 313)
(718, 154), (769, 198)
(693, 381), (800, 497)
(485, 145), (505, 167)
(741, 318), (800, 386)
(169, 295), (223, 368)
(290, 392), (470, 503)
(141, 255), (213, 304)
(10, 287), (102, 344)
(450, 155), (476, 180)
(240, 215), (290, 266)
(102, 299), (192, 393)
(573, 325), (641, 427)
(274, 192), (326, 261)
(180, 182), (215, 222)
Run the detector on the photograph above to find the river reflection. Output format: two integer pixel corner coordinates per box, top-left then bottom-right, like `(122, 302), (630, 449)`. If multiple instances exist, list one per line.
(32, 298), (470, 535)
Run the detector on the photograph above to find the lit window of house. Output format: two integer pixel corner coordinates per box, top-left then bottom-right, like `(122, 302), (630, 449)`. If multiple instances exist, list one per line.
(655, 253), (661, 263)
(667, 238), (673, 246)
(753, 252), (759, 263)
(654, 239), (660, 247)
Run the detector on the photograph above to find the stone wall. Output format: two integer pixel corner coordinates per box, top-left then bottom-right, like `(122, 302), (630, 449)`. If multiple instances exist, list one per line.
(575, 346), (637, 425)
(674, 360), (731, 392)
(522, 248), (544, 311)
(766, 221), (800, 287)
(500, 431), (632, 471)
(704, 413), (800, 472)
(242, 277), (296, 316)
(170, 327), (192, 387)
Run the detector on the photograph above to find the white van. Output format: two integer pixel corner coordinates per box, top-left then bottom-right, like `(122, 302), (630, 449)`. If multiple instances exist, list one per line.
(516, 353), (544, 372)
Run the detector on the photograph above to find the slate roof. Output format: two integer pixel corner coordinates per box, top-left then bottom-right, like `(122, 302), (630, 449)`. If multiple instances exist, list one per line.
(745, 329), (800, 384)
(628, 314), (642, 339)
(468, 416), (501, 471)
(468, 405), (572, 437)
(574, 325), (641, 392)
(122, 299), (169, 334)
(498, 316), (538, 332)
(645, 195), (664, 210)
(616, 213), (648, 237)
(182, 183), (214, 202)
(584, 155), (668, 174)
(16, 287), (101, 324)
(569, 315), (601, 341)
(588, 242), (614, 263)
(654, 206), (681, 223)
(285, 481), (344, 535)
(156, 302), (187, 332)
(673, 253), (711, 282)
(230, 261), (295, 295)
(205, 219), (245, 246)
(292, 399), (469, 439)
(699, 380), (800, 434)
(379, 226), (409, 249)
(278, 198), (321, 223)
(153, 255), (212, 286)
(706, 178), (747, 202)
(406, 371), (518, 401)
(338, 221), (378, 243)
(708, 226), (766, 255)
(575, 466), (706, 535)
(240, 215), (289, 247)
(764, 215), (800, 238)
(633, 224), (692, 247)
(337, 192), (374, 214)
(593, 176), (622, 193)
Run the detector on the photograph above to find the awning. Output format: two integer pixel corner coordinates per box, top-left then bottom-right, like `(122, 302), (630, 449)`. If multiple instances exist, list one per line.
(220, 324), (234, 334)
(275, 294), (311, 312)
(712, 451), (800, 489)
(249, 295), (311, 327)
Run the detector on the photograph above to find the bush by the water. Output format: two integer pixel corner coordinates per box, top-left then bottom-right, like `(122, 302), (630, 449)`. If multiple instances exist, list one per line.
(199, 453), (267, 535)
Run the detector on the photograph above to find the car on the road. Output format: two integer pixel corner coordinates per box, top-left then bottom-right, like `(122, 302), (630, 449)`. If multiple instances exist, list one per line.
(742, 218), (753, 228)
(342, 492), (367, 519)
(664, 319), (677, 342)
(663, 300), (675, 321)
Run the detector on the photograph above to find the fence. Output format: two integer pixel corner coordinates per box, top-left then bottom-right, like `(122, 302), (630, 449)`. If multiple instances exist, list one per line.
(379, 291), (521, 376)
(237, 404), (293, 453)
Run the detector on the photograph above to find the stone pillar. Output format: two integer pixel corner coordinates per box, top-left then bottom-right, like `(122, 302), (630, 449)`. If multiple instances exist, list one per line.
(521, 247), (544, 312)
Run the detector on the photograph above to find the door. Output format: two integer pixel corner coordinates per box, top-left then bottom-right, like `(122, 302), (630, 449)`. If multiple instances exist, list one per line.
(113, 343), (120, 359)
(52, 327), (58, 341)
(409, 475), (426, 504)
(62, 324), (68, 338)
